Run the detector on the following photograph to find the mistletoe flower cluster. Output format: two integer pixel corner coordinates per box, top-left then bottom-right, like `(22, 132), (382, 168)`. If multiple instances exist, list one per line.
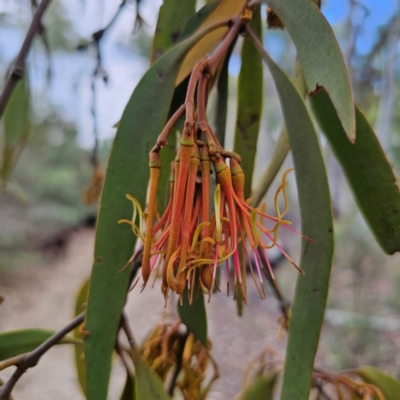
(120, 17), (311, 302)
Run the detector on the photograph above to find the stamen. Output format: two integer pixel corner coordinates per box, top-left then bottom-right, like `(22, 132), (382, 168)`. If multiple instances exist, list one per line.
(190, 222), (211, 254)
(253, 249), (266, 299)
(225, 260), (230, 296)
(166, 247), (180, 291)
(251, 208), (260, 248)
(126, 194), (145, 234)
(208, 242), (220, 301)
(263, 236), (304, 275)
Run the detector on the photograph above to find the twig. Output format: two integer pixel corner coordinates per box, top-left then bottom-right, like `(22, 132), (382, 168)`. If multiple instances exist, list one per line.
(82, 0), (127, 166)
(31, 0), (52, 84)
(0, 0), (52, 120)
(153, 17), (240, 157)
(121, 313), (137, 351)
(0, 250), (142, 399)
(0, 355), (27, 372)
(167, 328), (189, 396)
(115, 341), (133, 374)
(0, 313), (85, 400)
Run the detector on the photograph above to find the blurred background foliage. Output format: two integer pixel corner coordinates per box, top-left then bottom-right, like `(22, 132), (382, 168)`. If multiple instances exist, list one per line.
(1, 0), (400, 388)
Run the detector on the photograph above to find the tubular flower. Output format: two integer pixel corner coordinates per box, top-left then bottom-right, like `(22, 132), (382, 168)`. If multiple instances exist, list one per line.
(118, 17), (314, 302)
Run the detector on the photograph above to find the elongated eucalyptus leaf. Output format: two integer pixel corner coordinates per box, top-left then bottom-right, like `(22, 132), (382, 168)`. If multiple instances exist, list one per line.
(0, 329), (81, 361)
(176, 0), (246, 85)
(249, 32), (334, 400)
(311, 91), (400, 254)
(150, 0), (196, 64)
(267, 0), (355, 141)
(131, 350), (170, 400)
(120, 372), (136, 400)
(84, 25), (224, 400)
(177, 284), (207, 347)
(233, 7), (262, 198)
(73, 278), (90, 395)
(1, 75), (30, 183)
(355, 366), (400, 400)
(240, 372), (278, 400)
(232, 9), (262, 316)
(180, 2), (220, 41)
(250, 61), (307, 207)
(213, 41), (230, 147)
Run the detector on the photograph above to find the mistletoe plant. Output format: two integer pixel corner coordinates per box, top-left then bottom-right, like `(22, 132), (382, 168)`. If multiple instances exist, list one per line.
(0, 0), (399, 400)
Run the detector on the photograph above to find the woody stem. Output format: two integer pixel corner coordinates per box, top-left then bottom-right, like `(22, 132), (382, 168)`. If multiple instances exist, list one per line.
(207, 18), (242, 75)
(153, 104), (186, 152)
(185, 17), (242, 136)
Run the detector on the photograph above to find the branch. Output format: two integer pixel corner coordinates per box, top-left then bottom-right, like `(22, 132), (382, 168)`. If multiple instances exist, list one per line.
(167, 328), (189, 396)
(0, 0), (52, 120)
(0, 313), (84, 400)
(88, 0), (127, 166)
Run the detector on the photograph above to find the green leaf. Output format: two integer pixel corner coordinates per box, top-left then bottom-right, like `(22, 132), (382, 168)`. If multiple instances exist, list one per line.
(249, 32), (334, 400)
(180, 2), (220, 41)
(150, 0), (196, 64)
(311, 91), (400, 254)
(0, 329), (81, 361)
(1, 75), (30, 183)
(73, 278), (90, 395)
(213, 40), (230, 147)
(120, 372), (136, 400)
(84, 24), (224, 400)
(233, 7), (263, 198)
(178, 283), (208, 347)
(250, 60), (306, 207)
(240, 372), (278, 400)
(356, 366), (400, 400)
(267, 0), (355, 141)
(131, 350), (170, 400)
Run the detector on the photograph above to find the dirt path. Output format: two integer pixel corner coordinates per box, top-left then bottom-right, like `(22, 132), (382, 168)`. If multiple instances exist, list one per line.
(0, 229), (287, 399)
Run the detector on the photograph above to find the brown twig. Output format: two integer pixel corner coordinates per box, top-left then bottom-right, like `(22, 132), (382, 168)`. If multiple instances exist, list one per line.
(85, 0), (127, 167)
(0, 250), (142, 400)
(0, 0), (52, 120)
(207, 18), (242, 75)
(0, 312), (85, 400)
(153, 104), (186, 152)
(152, 17), (241, 160)
(167, 327), (189, 396)
(115, 341), (133, 374)
(121, 313), (138, 351)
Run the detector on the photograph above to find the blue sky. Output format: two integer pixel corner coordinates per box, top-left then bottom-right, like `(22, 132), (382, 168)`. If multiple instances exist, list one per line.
(323, 0), (396, 54)
(229, 0), (398, 75)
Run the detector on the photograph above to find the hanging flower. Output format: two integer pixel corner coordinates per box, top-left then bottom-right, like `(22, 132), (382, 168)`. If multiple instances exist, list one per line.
(119, 15), (313, 302)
